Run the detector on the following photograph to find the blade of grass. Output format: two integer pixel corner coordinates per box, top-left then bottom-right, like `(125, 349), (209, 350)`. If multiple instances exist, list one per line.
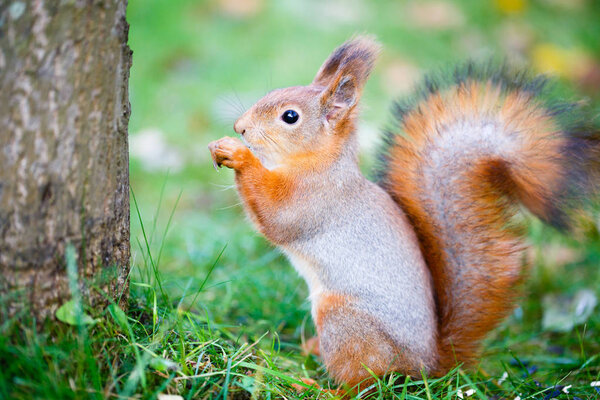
(156, 188), (183, 269)
(131, 186), (169, 307)
(186, 244), (227, 312)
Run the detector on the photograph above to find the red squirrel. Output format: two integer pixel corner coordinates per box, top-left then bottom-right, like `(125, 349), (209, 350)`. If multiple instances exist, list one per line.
(208, 35), (599, 388)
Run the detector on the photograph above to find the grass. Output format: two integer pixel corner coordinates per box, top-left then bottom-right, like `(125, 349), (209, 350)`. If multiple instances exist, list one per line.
(1, 220), (600, 399)
(2, 0), (600, 398)
(1, 192), (600, 399)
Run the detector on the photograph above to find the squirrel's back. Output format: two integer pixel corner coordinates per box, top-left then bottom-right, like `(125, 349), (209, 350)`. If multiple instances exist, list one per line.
(377, 64), (600, 371)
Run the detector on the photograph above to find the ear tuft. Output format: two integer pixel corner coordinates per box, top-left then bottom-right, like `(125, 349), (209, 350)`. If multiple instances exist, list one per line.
(312, 34), (381, 89)
(314, 35), (381, 125)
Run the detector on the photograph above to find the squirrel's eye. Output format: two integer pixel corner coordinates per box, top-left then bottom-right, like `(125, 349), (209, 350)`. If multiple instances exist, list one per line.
(281, 109), (299, 124)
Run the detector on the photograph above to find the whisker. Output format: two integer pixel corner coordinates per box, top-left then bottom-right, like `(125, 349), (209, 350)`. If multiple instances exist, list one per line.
(259, 127), (284, 152)
(232, 90), (246, 114)
(227, 96), (246, 116)
(221, 97), (245, 118)
(209, 182), (236, 191)
(217, 201), (244, 211)
(265, 70), (273, 94)
(213, 116), (237, 128)
(224, 84), (248, 116)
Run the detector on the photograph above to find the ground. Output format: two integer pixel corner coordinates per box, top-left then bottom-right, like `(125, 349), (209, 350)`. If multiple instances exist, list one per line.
(2, 0), (600, 398)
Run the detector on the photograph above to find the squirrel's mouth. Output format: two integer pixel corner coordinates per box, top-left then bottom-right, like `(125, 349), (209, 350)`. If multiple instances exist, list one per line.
(240, 135), (253, 151)
(239, 136), (280, 169)
(241, 136), (263, 160)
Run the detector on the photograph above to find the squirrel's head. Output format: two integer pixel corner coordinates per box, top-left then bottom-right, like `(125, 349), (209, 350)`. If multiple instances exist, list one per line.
(233, 35), (381, 169)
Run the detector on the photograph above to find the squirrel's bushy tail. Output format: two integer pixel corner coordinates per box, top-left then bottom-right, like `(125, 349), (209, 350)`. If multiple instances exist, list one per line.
(377, 64), (600, 371)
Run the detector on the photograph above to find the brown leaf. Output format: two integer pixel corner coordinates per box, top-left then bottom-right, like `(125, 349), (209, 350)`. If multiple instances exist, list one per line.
(217, 0), (264, 18)
(405, 1), (465, 30)
(381, 58), (421, 95)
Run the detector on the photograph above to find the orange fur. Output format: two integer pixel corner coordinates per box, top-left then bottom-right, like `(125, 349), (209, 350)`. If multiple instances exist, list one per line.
(315, 293), (426, 389)
(283, 132), (351, 174)
(314, 293), (352, 330)
(209, 137), (297, 243)
(383, 80), (568, 371)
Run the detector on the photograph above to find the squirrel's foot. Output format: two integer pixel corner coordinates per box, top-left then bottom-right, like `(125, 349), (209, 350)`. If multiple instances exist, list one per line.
(208, 137), (253, 170)
(302, 336), (321, 357)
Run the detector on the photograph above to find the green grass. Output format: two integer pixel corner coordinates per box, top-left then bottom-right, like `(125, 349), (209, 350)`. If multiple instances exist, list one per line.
(1, 194), (600, 399)
(2, 0), (600, 398)
(1, 215), (600, 399)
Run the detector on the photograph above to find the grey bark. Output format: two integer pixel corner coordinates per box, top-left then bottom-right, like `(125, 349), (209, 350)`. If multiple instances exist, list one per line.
(0, 0), (131, 320)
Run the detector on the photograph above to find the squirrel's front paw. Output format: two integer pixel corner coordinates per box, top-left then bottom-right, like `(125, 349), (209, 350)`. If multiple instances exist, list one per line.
(208, 137), (252, 170)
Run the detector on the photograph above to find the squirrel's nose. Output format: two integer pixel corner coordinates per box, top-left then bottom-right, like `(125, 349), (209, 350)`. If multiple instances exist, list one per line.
(233, 119), (246, 136)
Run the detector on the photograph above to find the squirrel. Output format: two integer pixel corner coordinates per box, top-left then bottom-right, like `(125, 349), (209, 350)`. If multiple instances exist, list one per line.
(208, 35), (600, 389)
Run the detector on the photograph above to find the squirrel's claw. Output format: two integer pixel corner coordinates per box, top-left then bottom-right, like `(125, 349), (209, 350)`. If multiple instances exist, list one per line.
(208, 141), (222, 171)
(208, 137), (250, 171)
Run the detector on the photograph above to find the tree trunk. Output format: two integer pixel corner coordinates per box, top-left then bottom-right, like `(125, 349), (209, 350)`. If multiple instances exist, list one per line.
(0, 0), (131, 320)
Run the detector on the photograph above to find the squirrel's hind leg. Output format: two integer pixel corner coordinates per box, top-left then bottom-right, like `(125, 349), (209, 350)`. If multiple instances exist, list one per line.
(315, 293), (430, 391)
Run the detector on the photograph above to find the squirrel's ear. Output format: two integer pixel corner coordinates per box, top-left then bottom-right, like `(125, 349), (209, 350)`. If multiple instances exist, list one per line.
(319, 74), (358, 123)
(313, 35), (380, 123)
(312, 35), (380, 88)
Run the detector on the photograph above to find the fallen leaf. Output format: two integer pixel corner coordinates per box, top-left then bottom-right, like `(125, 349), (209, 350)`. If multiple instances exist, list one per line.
(130, 128), (185, 172)
(150, 357), (180, 372)
(108, 304), (129, 333)
(381, 58), (421, 95)
(217, 0), (264, 18)
(405, 1), (465, 30)
(56, 300), (99, 326)
(157, 395), (184, 400)
(542, 289), (598, 332)
(531, 44), (594, 81)
(495, 0), (527, 14)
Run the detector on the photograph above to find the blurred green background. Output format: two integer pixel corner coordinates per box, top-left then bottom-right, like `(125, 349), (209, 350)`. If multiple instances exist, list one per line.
(126, 0), (600, 325)
(124, 0), (600, 395)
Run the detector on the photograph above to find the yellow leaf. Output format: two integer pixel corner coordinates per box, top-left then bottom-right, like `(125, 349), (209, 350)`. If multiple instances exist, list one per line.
(495, 0), (527, 14)
(531, 43), (592, 80)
